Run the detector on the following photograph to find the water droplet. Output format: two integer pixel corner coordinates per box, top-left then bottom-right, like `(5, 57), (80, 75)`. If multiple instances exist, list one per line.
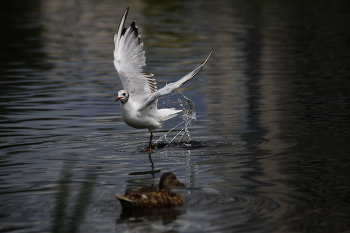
(155, 92), (196, 146)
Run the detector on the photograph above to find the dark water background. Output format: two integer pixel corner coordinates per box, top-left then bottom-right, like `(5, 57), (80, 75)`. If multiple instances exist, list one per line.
(1, 0), (350, 232)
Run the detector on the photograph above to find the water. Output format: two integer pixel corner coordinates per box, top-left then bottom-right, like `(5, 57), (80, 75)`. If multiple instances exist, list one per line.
(1, 0), (350, 232)
(155, 93), (197, 145)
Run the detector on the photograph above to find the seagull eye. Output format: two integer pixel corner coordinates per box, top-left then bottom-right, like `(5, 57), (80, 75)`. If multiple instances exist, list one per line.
(123, 93), (126, 96)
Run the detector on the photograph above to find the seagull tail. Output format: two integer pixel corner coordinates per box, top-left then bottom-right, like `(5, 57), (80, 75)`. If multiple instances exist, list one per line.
(158, 108), (182, 121)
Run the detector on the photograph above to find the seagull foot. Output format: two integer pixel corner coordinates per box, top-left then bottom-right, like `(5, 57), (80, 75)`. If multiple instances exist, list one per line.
(145, 146), (152, 153)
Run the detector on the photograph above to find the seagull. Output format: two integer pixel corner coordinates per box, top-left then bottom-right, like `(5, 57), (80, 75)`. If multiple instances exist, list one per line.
(114, 8), (214, 152)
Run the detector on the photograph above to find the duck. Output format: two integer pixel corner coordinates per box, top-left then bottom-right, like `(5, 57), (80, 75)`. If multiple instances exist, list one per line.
(115, 172), (185, 208)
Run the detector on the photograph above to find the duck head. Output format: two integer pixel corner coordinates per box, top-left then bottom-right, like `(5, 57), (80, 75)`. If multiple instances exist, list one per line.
(158, 172), (185, 191)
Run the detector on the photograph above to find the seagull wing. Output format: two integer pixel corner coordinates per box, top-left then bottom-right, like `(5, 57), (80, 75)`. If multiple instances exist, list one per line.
(138, 47), (215, 111)
(114, 8), (157, 105)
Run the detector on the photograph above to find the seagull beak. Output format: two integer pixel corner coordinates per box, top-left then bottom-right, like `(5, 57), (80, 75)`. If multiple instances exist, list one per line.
(115, 97), (122, 102)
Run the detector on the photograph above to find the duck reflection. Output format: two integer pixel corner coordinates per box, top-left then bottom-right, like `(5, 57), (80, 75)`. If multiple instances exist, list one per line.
(117, 207), (183, 224)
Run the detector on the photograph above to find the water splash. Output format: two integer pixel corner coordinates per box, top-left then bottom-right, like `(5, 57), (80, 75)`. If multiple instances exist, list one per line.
(155, 92), (196, 148)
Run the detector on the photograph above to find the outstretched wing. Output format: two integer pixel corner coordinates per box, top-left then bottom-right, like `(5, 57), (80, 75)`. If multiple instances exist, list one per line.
(114, 8), (157, 104)
(138, 47), (215, 111)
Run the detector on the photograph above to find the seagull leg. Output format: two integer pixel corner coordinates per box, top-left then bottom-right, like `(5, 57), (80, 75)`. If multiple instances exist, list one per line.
(145, 130), (153, 152)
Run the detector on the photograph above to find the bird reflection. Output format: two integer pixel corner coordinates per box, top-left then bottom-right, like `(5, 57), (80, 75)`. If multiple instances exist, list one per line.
(128, 153), (160, 177)
(149, 152), (155, 172)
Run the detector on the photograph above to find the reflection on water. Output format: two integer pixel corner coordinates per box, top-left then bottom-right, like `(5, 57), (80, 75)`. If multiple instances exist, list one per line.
(52, 162), (97, 233)
(1, 0), (350, 232)
(117, 207), (182, 225)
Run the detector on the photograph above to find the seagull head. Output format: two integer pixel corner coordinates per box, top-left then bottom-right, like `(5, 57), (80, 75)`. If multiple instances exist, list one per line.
(115, 90), (129, 104)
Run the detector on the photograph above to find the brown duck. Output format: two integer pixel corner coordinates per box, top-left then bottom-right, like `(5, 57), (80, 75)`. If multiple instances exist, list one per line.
(116, 173), (185, 208)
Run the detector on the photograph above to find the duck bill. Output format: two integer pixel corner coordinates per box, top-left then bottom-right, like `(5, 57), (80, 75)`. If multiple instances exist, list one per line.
(176, 182), (186, 187)
(115, 97), (122, 102)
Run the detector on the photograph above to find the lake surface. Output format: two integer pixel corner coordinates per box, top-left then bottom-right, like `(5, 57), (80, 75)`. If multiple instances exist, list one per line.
(1, 0), (350, 232)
